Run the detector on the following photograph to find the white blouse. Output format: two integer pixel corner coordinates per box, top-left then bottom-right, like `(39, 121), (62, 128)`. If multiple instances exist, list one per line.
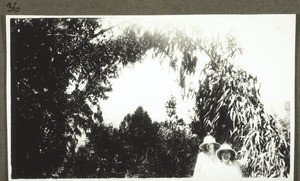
(193, 152), (220, 180)
(217, 161), (243, 181)
(193, 152), (242, 181)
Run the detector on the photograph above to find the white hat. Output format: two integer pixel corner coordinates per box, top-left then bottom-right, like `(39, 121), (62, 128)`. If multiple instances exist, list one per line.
(199, 135), (220, 151)
(216, 143), (237, 161)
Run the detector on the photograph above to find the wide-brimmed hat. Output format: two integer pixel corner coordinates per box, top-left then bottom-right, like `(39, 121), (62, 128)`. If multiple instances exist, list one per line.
(216, 143), (237, 161)
(199, 135), (221, 151)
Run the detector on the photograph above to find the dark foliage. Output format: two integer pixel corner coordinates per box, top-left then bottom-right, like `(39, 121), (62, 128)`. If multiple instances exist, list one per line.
(10, 18), (290, 178)
(11, 19), (68, 178)
(10, 18), (148, 178)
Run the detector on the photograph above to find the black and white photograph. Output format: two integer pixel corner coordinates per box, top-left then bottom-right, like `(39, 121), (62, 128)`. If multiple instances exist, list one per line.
(6, 15), (295, 180)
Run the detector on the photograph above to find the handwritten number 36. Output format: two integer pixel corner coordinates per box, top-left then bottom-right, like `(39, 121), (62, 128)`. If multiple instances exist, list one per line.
(7, 2), (20, 12)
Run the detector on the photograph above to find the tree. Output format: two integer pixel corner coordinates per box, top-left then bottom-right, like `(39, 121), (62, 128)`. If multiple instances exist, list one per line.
(152, 97), (198, 177)
(130, 23), (290, 177)
(10, 18), (148, 178)
(190, 38), (290, 177)
(118, 107), (157, 177)
(11, 19), (69, 177)
(10, 17), (290, 178)
(59, 124), (125, 178)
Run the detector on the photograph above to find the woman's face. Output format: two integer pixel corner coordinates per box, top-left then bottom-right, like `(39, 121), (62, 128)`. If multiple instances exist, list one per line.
(221, 150), (231, 163)
(207, 144), (215, 154)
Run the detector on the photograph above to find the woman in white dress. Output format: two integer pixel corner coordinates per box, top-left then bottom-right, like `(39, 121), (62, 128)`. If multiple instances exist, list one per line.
(193, 135), (221, 180)
(216, 143), (243, 180)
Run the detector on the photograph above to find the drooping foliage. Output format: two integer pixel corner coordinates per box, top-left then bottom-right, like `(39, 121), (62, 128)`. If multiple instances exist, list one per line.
(190, 39), (290, 177)
(136, 23), (291, 177)
(10, 17), (290, 179)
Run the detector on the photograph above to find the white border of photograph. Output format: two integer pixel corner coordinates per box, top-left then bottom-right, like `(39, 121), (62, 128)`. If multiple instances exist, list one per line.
(6, 15), (296, 181)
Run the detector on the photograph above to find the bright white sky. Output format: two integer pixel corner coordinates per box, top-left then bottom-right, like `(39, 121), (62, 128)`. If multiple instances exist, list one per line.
(100, 15), (295, 128)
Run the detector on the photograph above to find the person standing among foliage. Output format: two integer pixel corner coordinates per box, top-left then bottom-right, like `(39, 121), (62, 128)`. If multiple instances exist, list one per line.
(216, 143), (242, 180)
(193, 135), (220, 180)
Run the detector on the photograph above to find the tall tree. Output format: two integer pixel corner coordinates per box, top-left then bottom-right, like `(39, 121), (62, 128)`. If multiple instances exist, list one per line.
(10, 17), (290, 178)
(119, 107), (159, 177)
(11, 19), (68, 177)
(125, 23), (290, 177)
(10, 18), (148, 178)
(190, 38), (290, 177)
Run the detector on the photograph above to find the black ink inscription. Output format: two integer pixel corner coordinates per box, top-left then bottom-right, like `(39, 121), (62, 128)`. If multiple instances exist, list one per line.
(7, 2), (20, 12)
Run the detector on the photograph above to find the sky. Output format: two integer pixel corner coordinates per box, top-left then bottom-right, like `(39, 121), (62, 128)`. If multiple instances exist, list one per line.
(99, 15), (295, 128)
